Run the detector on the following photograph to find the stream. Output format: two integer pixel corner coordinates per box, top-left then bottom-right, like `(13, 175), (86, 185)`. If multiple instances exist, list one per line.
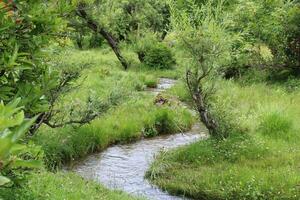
(72, 78), (208, 200)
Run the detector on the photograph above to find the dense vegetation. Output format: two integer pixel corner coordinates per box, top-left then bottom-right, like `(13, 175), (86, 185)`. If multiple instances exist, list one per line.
(0, 0), (299, 199)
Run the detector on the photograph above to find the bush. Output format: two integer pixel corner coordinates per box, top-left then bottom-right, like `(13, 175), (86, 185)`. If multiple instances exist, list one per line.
(142, 44), (175, 69)
(135, 33), (176, 69)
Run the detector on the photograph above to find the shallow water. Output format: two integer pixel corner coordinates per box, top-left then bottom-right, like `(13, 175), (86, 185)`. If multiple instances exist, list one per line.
(72, 78), (207, 200)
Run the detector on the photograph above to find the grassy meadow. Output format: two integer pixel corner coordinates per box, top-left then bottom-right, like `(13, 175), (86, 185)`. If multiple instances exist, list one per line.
(147, 78), (300, 200)
(0, 47), (195, 200)
(2, 46), (299, 200)
(1, 1), (299, 200)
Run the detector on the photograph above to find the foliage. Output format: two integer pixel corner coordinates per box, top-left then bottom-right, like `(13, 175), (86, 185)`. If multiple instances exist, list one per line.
(286, 3), (300, 67)
(258, 112), (295, 140)
(0, 99), (42, 187)
(1, 0), (300, 199)
(0, 1), (65, 117)
(169, 0), (233, 137)
(35, 98), (194, 169)
(225, 0), (300, 72)
(27, 49), (193, 169)
(135, 33), (175, 69)
(74, 0), (170, 41)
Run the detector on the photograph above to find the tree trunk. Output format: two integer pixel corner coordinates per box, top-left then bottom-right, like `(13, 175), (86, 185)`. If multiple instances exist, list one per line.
(194, 89), (219, 136)
(76, 3), (129, 70)
(186, 71), (219, 137)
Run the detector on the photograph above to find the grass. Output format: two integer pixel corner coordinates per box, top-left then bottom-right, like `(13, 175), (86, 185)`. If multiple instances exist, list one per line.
(147, 79), (300, 200)
(0, 171), (141, 200)
(0, 47), (194, 200)
(35, 96), (194, 169)
(31, 48), (194, 170)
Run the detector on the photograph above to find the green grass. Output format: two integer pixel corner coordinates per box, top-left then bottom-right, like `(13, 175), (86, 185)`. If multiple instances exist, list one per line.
(147, 79), (300, 200)
(32, 48), (194, 169)
(1, 48), (194, 200)
(35, 96), (194, 169)
(0, 171), (141, 200)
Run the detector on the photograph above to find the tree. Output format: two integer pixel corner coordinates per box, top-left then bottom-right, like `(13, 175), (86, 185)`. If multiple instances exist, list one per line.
(0, 0), (64, 117)
(62, 0), (172, 69)
(169, 0), (232, 137)
(0, 1), (102, 135)
(75, 2), (129, 70)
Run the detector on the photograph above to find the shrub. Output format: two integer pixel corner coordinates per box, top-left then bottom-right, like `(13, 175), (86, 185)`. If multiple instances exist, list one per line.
(0, 99), (42, 187)
(135, 33), (176, 69)
(153, 108), (176, 134)
(142, 44), (175, 69)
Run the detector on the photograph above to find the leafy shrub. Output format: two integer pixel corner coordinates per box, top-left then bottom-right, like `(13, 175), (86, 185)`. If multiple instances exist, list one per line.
(0, 99), (42, 187)
(143, 106), (194, 138)
(142, 44), (175, 69)
(153, 108), (176, 134)
(135, 33), (175, 69)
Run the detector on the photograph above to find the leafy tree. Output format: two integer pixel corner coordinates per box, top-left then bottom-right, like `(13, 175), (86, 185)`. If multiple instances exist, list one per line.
(226, 0), (299, 71)
(169, 0), (233, 137)
(60, 0), (171, 69)
(0, 0), (65, 117)
(0, 1), (101, 134)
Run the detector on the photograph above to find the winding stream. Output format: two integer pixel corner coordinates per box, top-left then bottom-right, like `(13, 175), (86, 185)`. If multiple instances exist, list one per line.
(72, 78), (207, 200)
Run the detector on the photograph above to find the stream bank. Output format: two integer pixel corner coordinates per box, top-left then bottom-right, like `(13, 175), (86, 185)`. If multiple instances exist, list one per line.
(71, 78), (207, 200)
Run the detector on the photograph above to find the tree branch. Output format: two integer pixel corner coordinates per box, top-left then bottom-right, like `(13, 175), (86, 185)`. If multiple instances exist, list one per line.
(76, 2), (129, 70)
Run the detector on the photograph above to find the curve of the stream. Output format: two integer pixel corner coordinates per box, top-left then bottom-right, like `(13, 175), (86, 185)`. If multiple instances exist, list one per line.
(72, 78), (207, 200)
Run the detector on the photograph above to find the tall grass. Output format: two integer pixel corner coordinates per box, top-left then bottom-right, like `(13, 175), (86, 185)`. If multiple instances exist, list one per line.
(0, 171), (142, 200)
(33, 49), (194, 169)
(148, 79), (300, 200)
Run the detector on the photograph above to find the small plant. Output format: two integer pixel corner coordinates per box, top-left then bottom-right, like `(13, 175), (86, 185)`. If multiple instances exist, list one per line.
(142, 125), (158, 137)
(153, 108), (176, 134)
(144, 75), (158, 88)
(142, 44), (175, 69)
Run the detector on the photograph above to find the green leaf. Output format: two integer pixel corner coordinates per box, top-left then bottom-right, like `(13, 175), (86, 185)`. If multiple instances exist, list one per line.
(8, 45), (19, 68)
(10, 116), (38, 142)
(0, 111), (24, 132)
(9, 144), (27, 156)
(0, 138), (13, 160)
(0, 176), (10, 186)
